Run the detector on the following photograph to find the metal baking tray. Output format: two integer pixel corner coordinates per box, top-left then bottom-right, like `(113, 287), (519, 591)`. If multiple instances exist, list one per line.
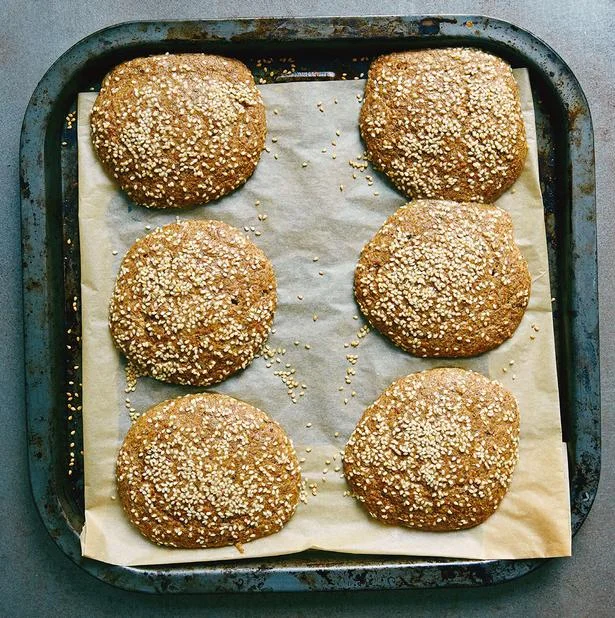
(20, 15), (600, 593)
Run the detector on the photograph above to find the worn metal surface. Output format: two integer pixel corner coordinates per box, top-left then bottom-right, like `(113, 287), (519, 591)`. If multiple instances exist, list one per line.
(20, 15), (599, 593)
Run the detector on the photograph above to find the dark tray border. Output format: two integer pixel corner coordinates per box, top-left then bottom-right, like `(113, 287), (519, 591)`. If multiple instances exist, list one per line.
(20, 15), (600, 593)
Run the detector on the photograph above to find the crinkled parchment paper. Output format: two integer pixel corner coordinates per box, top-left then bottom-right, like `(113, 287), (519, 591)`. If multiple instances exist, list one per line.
(78, 69), (571, 566)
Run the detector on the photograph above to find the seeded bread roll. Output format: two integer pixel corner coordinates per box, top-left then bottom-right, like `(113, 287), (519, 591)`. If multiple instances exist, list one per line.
(360, 48), (527, 202)
(91, 54), (266, 208)
(344, 368), (520, 531)
(117, 393), (301, 548)
(109, 219), (276, 386)
(354, 200), (530, 357)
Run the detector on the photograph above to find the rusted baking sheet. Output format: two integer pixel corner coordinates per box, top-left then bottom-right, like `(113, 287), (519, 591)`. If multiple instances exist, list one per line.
(20, 15), (599, 593)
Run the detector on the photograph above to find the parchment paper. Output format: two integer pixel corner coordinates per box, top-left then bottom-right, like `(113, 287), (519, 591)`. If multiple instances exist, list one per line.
(78, 70), (571, 566)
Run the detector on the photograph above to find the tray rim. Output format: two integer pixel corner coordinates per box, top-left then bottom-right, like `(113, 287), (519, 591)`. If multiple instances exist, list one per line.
(20, 14), (600, 593)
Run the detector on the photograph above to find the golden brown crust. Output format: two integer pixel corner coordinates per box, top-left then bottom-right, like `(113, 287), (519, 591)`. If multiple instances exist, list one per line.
(109, 219), (277, 386)
(91, 54), (266, 208)
(117, 393), (301, 548)
(344, 368), (520, 531)
(354, 200), (530, 357)
(360, 48), (527, 202)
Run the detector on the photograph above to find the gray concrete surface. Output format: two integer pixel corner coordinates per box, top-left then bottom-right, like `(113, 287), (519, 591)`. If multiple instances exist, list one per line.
(1, 1), (613, 615)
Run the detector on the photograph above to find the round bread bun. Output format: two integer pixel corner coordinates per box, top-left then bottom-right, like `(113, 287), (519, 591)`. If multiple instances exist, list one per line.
(360, 48), (527, 202)
(354, 200), (530, 357)
(343, 368), (520, 531)
(109, 219), (276, 386)
(117, 393), (302, 548)
(91, 53), (266, 208)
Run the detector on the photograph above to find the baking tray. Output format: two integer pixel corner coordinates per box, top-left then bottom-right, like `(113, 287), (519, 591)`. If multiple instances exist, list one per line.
(20, 15), (599, 593)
